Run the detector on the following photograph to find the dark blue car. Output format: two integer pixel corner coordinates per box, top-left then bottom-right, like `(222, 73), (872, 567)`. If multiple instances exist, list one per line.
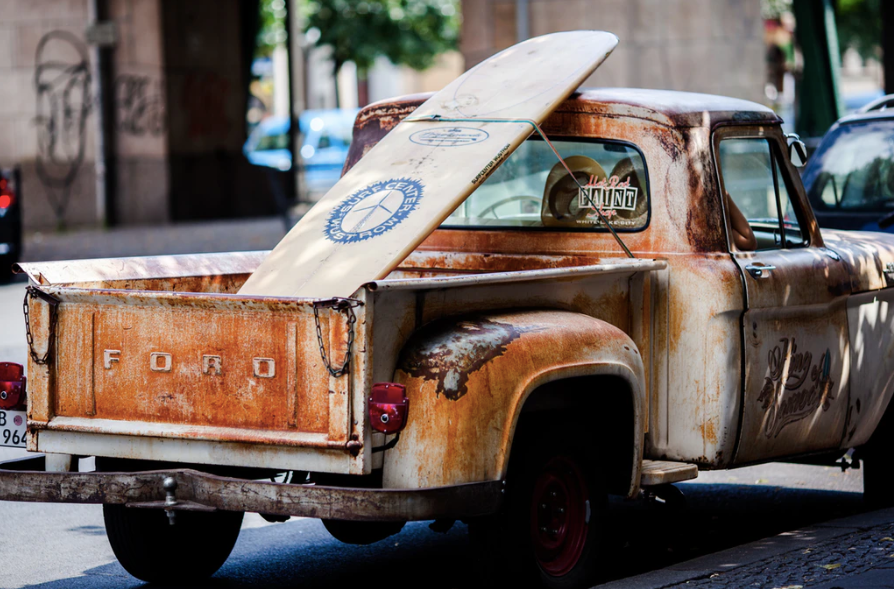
(802, 96), (894, 232)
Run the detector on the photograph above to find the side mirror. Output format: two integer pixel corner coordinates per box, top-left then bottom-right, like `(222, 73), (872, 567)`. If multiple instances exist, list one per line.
(786, 133), (808, 168)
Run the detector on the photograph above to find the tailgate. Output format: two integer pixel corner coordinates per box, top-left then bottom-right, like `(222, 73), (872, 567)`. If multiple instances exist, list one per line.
(24, 287), (370, 474)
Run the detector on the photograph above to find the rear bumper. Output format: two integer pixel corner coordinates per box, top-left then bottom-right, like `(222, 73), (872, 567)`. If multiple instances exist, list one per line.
(0, 455), (504, 522)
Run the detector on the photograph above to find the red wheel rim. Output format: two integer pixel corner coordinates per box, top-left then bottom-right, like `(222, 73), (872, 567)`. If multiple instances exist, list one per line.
(530, 456), (589, 576)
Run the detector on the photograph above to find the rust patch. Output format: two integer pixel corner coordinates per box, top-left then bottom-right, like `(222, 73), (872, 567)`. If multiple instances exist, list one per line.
(398, 316), (525, 401)
(682, 128), (725, 253)
(701, 420), (717, 444)
(654, 126), (682, 161)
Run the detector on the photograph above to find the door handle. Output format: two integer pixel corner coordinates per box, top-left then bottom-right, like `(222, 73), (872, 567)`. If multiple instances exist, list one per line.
(745, 264), (775, 278)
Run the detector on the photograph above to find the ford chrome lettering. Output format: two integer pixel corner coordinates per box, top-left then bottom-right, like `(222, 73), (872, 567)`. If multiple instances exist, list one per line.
(102, 350), (276, 379)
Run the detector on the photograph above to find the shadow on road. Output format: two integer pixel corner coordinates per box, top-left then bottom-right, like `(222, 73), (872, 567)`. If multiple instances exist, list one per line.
(18, 484), (867, 589)
(600, 483), (865, 584)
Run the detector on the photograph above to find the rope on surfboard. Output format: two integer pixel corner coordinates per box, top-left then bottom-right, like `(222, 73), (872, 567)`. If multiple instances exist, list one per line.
(405, 114), (636, 259)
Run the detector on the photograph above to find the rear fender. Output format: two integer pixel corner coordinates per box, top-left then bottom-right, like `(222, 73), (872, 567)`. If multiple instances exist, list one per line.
(382, 309), (645, 497)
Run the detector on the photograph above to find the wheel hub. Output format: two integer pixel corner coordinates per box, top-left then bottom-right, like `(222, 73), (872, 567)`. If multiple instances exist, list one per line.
(530, 456), (589, 576)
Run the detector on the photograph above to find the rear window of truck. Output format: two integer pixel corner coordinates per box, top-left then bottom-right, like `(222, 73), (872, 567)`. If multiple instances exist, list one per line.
(441, 138), (650, 232)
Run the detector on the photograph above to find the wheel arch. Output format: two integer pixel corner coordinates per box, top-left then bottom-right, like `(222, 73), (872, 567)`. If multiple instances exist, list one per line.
(514, 370), (642, 498)
(382, 309), (645, 497)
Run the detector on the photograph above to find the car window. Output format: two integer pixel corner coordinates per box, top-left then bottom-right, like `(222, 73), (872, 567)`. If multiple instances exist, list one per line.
(718, 138), (807, 250)
(804, 120), (894, 212)
(441, 138), (650, 232)
(256, 132), (289, 152)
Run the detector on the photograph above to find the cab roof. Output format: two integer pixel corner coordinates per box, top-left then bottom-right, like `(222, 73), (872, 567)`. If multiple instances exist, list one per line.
(359, 87), (780, 129)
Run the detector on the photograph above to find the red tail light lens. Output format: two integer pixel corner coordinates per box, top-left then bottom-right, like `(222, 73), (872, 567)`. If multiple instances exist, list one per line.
(369, 382), (409, 434)
(0, 362), (25, 410)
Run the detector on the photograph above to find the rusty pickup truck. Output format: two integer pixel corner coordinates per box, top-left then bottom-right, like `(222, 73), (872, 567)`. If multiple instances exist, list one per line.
(4, 88), (894, 589)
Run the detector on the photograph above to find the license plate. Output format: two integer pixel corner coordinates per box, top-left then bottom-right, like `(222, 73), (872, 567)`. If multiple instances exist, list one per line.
(0, 410), (26, 448)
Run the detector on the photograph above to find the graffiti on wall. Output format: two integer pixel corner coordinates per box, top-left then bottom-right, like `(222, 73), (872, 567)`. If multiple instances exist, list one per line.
(33, 31), (92, 226)
(115, 74), (165, 137)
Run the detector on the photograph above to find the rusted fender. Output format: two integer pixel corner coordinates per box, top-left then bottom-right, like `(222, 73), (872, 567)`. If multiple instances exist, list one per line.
(382, 309), (645, 497)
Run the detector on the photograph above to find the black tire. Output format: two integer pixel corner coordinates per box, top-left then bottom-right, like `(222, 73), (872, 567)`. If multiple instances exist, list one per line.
(863, 430), (894, 507)
(469, 432), (607, 589)
(103, 504), (244, 583)
(863, 458), (894, 507)
(861, 397), (894, 507)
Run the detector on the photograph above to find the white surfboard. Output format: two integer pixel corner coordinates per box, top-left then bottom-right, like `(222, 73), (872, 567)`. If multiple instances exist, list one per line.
(239, 30), (619, 299)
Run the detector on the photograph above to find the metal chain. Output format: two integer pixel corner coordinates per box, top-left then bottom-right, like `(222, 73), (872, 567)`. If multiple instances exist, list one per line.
(23, 286), (59, 366)
(313, 298), (362, 377)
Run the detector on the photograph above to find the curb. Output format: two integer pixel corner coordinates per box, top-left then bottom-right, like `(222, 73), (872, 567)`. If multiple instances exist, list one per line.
(594, 507), (894, 588)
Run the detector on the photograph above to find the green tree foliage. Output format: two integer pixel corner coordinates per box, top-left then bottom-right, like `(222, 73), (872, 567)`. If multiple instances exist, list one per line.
(762, 0), (792, 19)
(835, 0), (881, 60)
(302, 0), (460, 75)
(763, 0), (881, 61)
(257, 0), (289, 57)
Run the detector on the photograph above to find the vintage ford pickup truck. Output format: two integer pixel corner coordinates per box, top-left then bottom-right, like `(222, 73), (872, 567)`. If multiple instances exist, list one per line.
(3, 86), (894, 588)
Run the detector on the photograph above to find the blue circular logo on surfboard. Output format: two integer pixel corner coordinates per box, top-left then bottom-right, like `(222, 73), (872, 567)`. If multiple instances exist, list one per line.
(325, 178), (424, 243)
(409, 127), (489, 147)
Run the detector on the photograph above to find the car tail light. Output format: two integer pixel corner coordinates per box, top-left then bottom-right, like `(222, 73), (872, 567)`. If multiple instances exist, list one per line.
(369, 382), (409, 434)
(0, 362), (25, 410)
(0, 178), (13, 210)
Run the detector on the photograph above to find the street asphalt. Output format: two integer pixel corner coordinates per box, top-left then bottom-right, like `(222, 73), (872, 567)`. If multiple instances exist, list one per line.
(600, 507), (894, 588)
(0, 219), (893, 588)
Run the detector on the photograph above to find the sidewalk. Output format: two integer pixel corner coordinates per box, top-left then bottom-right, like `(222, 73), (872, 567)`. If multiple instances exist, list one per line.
(20, 217), (290, 264)
(598, 507), (894, 589)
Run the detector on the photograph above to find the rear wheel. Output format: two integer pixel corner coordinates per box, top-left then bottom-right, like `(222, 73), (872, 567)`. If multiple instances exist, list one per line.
(529, 456), (594, 578)
(470, 434), (607, 588)
(103, 504), (243, 583)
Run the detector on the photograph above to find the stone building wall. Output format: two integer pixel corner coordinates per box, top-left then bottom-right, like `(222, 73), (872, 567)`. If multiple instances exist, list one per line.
(108, 0), (168, 226)
(0, 0), (170, 231)
(0, 0), (271, 232)
(461, 0), (766, 104)
(0, 0), (99, 230)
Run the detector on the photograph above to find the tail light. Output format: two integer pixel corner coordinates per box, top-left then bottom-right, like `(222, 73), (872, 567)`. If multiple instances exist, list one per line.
(369, 382), (409, 434)
(0, 362), (25, 410)
(0, 177), (13, 212)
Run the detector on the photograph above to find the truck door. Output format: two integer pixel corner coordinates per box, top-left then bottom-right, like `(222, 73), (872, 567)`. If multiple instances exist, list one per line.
(714, 127), (852, 464)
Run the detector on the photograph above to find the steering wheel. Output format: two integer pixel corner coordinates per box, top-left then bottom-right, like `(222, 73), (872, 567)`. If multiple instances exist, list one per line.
(476, 196), (541, 219)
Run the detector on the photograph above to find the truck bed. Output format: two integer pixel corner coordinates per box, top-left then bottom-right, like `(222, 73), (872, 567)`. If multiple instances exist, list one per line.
(17, 250), (665, 477)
